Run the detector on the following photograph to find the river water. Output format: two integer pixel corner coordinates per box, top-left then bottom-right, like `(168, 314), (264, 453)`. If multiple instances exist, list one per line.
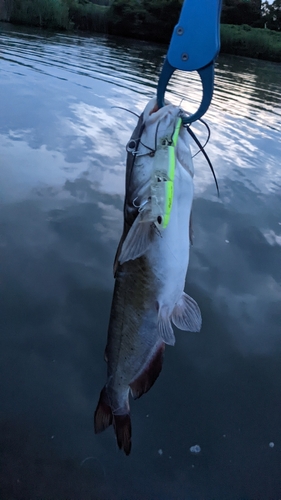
(0, 24), (281, 500)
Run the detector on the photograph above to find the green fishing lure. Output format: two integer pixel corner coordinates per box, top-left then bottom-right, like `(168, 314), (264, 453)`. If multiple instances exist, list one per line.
(151, 117), (182, 230)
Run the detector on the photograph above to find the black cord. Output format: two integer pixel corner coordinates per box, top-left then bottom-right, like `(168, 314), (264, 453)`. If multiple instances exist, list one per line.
(185, 121), (219, 196)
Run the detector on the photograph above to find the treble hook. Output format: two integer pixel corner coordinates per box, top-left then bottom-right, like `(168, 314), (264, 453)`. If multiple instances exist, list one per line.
(132, 197), (150, 212)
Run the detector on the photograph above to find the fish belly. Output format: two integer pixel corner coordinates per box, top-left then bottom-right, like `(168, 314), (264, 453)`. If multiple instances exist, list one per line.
(147, 160), (194, 316)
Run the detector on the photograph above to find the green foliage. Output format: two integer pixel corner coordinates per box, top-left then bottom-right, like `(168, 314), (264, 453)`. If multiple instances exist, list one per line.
(261, 0), (281, 30)
(9, 0), (109, 31)
(4, 0), (281, 62)
(87, 0), (112, 5)
(10, 0), (70, 29)
(69, 2), (108, 32)
(221, 0), (262, 27)
(107, 0), (182, 43)
(221, 23), (281, 61)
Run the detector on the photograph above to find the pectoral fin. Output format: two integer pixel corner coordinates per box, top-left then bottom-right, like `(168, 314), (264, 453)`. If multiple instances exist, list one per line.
(119, 210), (154, 264)
(172, 292), (202, 332)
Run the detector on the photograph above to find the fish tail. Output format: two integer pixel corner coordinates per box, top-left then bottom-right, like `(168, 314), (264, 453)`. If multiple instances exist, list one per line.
(94, 386), (113, 433)
(113, 414), (132, 456)
(94, 387), (132, 456)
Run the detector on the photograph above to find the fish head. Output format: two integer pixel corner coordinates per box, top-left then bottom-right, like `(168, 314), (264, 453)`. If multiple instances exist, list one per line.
(142, 99), (194, 230)
(123, 98), (194, 234)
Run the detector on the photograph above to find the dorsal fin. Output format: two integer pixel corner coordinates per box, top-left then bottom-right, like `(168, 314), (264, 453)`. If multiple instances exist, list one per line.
(129, 343), (165, 400)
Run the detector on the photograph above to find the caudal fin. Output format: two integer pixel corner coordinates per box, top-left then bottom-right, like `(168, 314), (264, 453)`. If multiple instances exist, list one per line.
(113, 414), (132, 456)
(94, 387), (113, 433)
(94, 386), (132, 456)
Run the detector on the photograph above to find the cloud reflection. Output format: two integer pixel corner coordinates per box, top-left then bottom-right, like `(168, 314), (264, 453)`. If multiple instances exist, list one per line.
(189, 187), (281, 357)
(1, 26), (281, 499)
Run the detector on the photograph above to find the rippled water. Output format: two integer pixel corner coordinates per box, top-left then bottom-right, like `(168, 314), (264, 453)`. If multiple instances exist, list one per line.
(1, 24), (281, 500)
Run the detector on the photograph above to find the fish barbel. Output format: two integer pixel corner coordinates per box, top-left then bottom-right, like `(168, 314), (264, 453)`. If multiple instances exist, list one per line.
(94, 98), (202, 455)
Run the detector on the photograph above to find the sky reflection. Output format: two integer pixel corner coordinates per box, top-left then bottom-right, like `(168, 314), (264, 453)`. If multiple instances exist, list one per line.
(1, 25), (281, 500)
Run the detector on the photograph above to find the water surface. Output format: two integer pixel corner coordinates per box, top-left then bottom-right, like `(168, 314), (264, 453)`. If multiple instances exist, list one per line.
(1, 24), (281, 500)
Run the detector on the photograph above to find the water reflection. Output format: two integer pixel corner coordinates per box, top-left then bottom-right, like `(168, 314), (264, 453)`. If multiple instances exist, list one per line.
(1, 24), (281, 500)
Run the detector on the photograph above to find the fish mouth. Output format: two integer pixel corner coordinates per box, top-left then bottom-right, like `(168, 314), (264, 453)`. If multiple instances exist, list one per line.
(149, 102), (159, 115)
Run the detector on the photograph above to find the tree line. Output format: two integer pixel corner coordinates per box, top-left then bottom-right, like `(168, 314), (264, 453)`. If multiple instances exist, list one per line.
(0, 0), (280, 35)
(222, 0), (281, 30)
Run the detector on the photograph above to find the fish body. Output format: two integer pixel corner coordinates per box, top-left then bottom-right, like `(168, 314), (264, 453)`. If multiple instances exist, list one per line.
(94, 98), (201, 455)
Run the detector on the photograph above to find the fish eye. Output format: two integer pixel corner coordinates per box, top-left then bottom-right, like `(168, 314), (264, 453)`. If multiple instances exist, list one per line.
(126, 140), (136, 152)
(157, 216), (162, 225)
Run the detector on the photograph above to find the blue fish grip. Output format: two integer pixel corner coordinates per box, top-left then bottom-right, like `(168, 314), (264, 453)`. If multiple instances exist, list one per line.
(157, 0), (222, 124)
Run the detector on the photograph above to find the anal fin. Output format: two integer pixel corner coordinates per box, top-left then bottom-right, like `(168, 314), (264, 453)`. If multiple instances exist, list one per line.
(130, 343), (165, 400)
(171, 292), (202, 332)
